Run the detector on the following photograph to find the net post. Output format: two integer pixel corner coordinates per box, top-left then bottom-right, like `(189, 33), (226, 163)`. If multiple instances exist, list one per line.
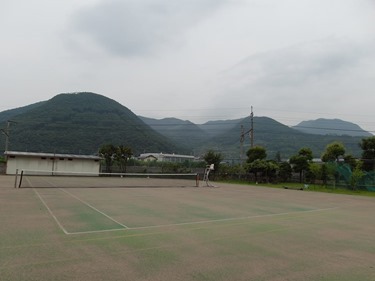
(18, 170), (24, 188)
(14, 169), (18, 188)
(195, 173), (200, 187)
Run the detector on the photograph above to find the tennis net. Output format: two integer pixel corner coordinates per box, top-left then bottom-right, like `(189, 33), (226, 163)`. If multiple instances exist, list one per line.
(16, 170), (200, 188)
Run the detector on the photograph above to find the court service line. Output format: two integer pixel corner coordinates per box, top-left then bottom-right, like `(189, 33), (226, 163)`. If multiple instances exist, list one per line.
(33, 188), (69, 235)
(66, 206), (339, 235)
(65, 227), (130, 235)
(59, 188), (129, 229)
(129, 207), (339, 230)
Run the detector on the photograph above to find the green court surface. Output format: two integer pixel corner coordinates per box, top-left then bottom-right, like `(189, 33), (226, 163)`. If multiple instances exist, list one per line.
(0, 175), (374, 281)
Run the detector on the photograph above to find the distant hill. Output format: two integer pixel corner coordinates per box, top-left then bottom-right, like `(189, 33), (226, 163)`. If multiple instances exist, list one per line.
(293, 118), (372, 137)
(200, 116), (365, 159)
(0, 93), (186, 155)
(204, 116), (303, 159)
(140, 117), (209, 149)
(198, 119), (241, 138)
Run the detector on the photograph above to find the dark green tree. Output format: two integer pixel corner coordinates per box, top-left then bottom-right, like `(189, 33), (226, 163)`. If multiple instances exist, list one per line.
(203, 150), (223, 178)
(245, 146), (279, 183)
(278, 162), (292, 182)
(350, 161), (365, 190)
(115, 145), (133, 173)
(264, 160), (279, 183)
(307, 162), (321, 184)
(246, 146), (267, 163)
(359, 136), (375, 171)
(289, 147), (313, 183)
(99, 144), (117, 172)
(344, 154), (357, 170)
(321, 141), (346, 162)
(247, 159), (267, 183)
(321, 163), (329, 185)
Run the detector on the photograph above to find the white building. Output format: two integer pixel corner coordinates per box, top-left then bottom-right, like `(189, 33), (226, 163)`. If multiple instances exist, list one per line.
(138, 152), (197, 163)
(4, 151), (102, 175)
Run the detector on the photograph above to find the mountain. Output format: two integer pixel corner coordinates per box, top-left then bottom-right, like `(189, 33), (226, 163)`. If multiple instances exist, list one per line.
(293, 118), (372, 137)
(202, 116), (304, 159)
(199, 116), (365, 159)
(0, 92), (370, 159)
(198, 119), (241, 138)
(0, 92), (187, 155)
(0, 101), (46, 123)
(140, 115), (366, 159)
(139, 117), (209, 149)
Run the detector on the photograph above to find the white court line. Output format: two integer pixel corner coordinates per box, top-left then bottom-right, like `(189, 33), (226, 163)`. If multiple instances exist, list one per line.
(59, 188), (128, 229)
(31, 176), (128, 234)
(65, 227), (129, 235)
(28, 176), (69, 234)
(33, 189), (69, 235)
(33, 187), (127, 236)
(30, 176), (338, 235)
(129, 207), (339, 230)
(66, 206), (339, 235)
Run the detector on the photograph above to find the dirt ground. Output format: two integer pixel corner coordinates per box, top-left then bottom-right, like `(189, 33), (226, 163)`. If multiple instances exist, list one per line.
(0, 175), (374, 281)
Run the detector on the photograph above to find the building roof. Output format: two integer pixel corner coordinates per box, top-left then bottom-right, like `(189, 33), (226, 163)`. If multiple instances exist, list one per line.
(4, 151), (102, 160)
(139, 153), (195, 159)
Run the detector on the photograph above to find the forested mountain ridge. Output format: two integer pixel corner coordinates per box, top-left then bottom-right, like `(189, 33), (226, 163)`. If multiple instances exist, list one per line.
(293, 118), (372, 137)
(139, 117), (210, 149)
(140, 115), (366, 158)
(0, 92), (187, 155)
(0, 92), (370, 159)
(0, 101), (46, 123)
(207, 116), (365, 159)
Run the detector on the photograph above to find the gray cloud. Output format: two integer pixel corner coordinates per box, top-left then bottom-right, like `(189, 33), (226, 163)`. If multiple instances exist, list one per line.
(215, 37), (375, 116)
(224, 38), (368, 88)
(69, 0), (228, 57)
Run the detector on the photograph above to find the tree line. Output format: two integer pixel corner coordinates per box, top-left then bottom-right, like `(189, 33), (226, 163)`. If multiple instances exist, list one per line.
(216, 136), (375, 190)
(98, 136), (375, 190)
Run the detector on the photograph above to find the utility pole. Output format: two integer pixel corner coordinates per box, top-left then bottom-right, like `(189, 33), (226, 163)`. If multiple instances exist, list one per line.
(1, 120), (17, 152)
(250, 106), (254, 148)
(240, 107), (254, 162)
(240, 125), (245, 161)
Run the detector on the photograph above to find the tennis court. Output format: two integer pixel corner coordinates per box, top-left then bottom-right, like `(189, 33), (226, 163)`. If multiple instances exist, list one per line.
(1, 175), (374, 280)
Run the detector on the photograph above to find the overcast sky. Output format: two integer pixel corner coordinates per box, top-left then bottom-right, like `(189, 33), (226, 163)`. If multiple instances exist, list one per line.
(1, 0), (375, 132)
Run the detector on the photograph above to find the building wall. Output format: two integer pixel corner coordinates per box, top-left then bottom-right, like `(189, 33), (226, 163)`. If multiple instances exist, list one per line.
(6, 156), (100, 175)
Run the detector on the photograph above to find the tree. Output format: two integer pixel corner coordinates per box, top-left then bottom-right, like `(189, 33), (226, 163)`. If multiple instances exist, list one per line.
(278, 162), (292, 182)
(359, 136), (375, 171)
(247, 159), (267, 183)
(115, 145), (133, 173)
(99, 144), (117, 172)
(350, 161), (365, 190)
(307, 162), (321, 184)
(289, 147), (313, 183)
(203, 150), (223, 178)
(245, 146), (267, 182)
(321, 141), (346, 162)
(321, 163), (329, 185)
(246, 146), (267, 163)
(264, 160), (279, 183)
(219, 163), (247, 180)
(344, 154), (357, 170)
